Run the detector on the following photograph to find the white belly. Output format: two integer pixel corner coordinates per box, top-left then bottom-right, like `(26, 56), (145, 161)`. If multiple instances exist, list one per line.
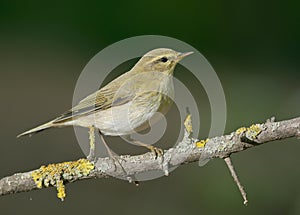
(73, 101), (160, 136)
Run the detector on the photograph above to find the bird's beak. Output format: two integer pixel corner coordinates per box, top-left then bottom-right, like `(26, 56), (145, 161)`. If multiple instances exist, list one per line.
(176, 51), (194, 61)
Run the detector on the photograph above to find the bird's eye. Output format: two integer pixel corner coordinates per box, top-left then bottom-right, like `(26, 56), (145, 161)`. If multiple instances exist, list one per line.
(159, 57), (168, 63)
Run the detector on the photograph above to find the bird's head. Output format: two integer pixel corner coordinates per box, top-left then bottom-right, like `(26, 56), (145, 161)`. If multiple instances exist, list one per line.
(133, 48), (193, 75)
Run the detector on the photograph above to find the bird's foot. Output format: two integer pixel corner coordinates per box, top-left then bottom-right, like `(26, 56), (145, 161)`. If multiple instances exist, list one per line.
(108, 154), (136, 182)
(122, 136), (164, 159)
(146, 145), (164, 159)
(109, 154), (124, 170)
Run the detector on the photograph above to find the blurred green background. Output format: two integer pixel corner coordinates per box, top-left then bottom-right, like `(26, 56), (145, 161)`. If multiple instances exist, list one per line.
(0, 1), (300, 214)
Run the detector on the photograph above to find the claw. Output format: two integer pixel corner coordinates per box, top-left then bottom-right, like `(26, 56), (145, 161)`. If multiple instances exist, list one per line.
(148, 145), (164, 159)
(108, 154), (127, 173)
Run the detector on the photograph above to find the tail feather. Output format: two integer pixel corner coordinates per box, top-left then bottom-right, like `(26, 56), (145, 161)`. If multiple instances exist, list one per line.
(17, 120), (57, 138)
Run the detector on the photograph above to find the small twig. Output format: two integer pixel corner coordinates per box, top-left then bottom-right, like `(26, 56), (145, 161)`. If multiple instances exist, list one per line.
(224, 157), (248, 205)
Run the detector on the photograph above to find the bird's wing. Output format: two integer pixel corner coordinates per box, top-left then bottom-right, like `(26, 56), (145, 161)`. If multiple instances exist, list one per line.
(53, 83), (134, 123)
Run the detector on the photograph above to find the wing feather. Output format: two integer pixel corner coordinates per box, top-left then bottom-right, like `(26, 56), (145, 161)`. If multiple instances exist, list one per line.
(53, 72), (135, 123)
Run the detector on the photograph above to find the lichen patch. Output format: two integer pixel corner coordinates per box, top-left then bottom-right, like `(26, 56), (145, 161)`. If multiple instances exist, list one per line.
(31, 159), (94, 201)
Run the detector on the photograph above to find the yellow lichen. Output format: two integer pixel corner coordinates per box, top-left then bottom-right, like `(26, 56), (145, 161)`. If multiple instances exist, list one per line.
(56, 180), (66, 200)
(236, 127), (247, 135)
(184, 114), (193, 135)
(236, 124), (263, 139)
(247, 124), (263, 139)
(195, 139), (209, 148)
(31, 159), (94, 201)
(31, 170), (43, 189)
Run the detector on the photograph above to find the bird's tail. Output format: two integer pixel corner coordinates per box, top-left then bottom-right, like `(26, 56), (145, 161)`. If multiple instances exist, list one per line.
(17, 120), (58, 138)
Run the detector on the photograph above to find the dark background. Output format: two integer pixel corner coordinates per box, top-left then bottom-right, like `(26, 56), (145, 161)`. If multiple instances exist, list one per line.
(0, 1), (300, 214)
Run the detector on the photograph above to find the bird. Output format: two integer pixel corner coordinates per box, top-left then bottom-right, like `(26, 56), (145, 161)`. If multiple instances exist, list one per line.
(17, 48), (193, 161)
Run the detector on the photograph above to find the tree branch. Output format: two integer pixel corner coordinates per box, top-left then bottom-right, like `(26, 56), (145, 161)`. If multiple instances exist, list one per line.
(1, 116), (299, 201)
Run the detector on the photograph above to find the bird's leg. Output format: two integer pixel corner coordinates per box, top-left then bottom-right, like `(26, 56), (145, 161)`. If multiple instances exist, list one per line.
(87, 126), (96, 161)
(123, 136), (164, 159)
(97, 130), (130, 178)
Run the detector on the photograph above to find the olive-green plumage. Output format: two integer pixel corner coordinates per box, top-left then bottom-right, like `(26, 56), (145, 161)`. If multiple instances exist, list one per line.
(18, 48), (193, 138)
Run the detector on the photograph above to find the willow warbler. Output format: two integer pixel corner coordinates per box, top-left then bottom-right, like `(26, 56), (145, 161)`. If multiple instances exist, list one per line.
(18, 48), (193, 159)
